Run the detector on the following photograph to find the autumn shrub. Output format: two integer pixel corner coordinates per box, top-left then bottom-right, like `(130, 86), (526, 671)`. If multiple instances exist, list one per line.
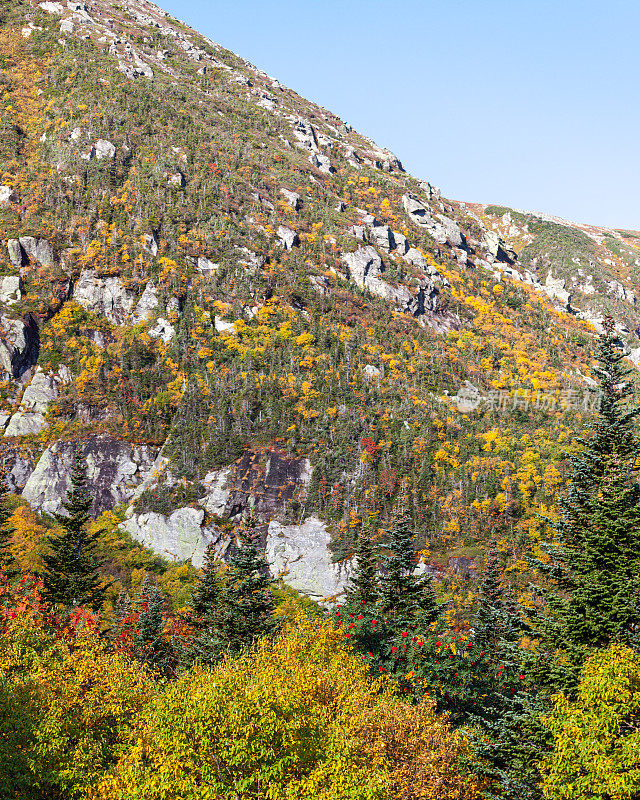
(89, 614), (479, 800)
(541, 643), (640, 800)
(0, 594), (153, 800)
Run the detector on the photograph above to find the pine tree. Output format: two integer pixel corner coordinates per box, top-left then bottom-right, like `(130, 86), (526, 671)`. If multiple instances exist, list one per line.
(532, 319), (640, 692)
(40, 447), (106, 610)
(132, 577), (173, 675)
(379, 494), (439, 631)
(475, 541), (521, 653)
(180, 541), (224, 669)
(183, 517), (276, 665)
(346, 525), (379, 607)
(0, 472), (17, 579)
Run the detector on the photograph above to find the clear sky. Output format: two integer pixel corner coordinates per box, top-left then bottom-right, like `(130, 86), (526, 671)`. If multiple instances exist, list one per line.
(158, 0), (639, 230)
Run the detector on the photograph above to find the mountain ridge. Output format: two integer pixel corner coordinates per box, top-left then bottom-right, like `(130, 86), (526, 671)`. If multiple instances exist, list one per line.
(0, 0), (638, 605)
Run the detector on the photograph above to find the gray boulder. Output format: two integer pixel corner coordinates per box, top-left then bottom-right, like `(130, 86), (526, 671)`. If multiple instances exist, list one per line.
(196, 257), (219, 275)
(341, 246), (415, 310)
(7, 240), (24, 270)
(280, 189), (302, 210)
(0, 187), (17, 204)
(22, 435), (158, 516)
(4, 413), (47, 438)
(0, 314), (39, 379)
(368, 224), (395, 251)
(121, 508), (228, 568)
(392, 231), (409, 255)
(277, 226), (299, 250)
(131, 282), (159, 324)
(95, 139), (116, 160)
(266, 516), (353, 603)
(309, 153), (335, 174)
(73, 270), (136, 324)
(148, 317), (175, 343)
(0, 276), (21, 305)
(17, 237), (55, 266)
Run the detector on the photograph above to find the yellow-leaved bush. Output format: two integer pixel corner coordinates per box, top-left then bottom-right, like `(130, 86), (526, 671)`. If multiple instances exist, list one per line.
(0, 611), (152, 800)
(541, 644), (640, 800)
(90, 614), (480, 800)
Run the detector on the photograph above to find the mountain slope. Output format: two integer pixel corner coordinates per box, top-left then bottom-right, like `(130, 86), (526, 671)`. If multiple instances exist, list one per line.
(0, 0), (638, 603)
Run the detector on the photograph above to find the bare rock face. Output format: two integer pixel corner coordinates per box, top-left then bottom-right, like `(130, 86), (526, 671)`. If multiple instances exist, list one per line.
(266, 516), (353, 603)
(4, 367), (70, 437)
(0, 314), (39, 379)
(22, 435), (159, 516)
(220, 449), (312, 518)
(121, 508), (229, 568)
(341, 246), (425, 312)
(73, 270), (136, 324)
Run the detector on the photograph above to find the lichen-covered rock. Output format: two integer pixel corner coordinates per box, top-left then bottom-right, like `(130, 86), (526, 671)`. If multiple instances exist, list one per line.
(0, 276), (22, 305)
(73, 270), (136, 324)
(22, 435), (158, 516)
(16, 237), (55, 267)
(131, 282), (159, 324)
(148, 317), (175, 342)
(266, 516), (352, 602)
(121, 507), (228, 568)
(4, 368), (68, 438)
(95, 139), (116, 160)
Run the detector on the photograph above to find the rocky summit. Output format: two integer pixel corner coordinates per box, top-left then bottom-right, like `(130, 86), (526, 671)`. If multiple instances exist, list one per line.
(0, 0), (639, 602)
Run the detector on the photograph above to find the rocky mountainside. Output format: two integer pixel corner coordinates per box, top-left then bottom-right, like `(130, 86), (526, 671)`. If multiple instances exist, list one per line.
(0, 0), (638, 603)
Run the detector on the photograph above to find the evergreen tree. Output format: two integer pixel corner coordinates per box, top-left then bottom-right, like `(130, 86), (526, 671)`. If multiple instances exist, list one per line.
(180, 541), (224, 669)
(475, 541), (521, 653)
(40, 448), (106, 610)
(183, 517), (276, 665)
(0, 472), (17, 579)
(379, 495), (439, 631)
(533, 318), (640, 692)
(132, 577), (173, 675)
(346, 525), (379, 607)
(464, 541), (549, 800)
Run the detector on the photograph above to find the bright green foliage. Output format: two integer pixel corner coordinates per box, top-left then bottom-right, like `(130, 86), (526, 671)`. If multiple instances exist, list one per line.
(533, 322), (640, 692)
(541, 644), (640, 800)
(40, 451), (107, 610)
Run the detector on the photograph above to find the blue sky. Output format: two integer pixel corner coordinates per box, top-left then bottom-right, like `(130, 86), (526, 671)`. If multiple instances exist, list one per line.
(159, 0), (639, 230)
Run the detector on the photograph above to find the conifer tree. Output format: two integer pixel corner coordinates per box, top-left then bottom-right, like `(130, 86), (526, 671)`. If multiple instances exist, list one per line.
(183, 517), (276, 665)
(180, 541), (224, 669)
(0, 472), (17, 579)
(474, 541), (521, 653)
(40, 447), (106, 610)
(346, 525), (379, 607)
(533, 318), (640, 692)
(379, 494), (439, 630)
(132, 577), (173, 675)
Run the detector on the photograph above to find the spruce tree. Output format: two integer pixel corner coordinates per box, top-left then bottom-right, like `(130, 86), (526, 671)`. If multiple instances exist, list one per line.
(533, 319), (640, 692)
(40, 448), (106, 610)
(180, 541), (224, 669)
(0, 472), (17, 579)
(475, 541), (521, 653)
(183, 517), (276, 665)
(132, 578), (173, 675)
(379, 494), (439, 630)
(346, 525), (379, 607)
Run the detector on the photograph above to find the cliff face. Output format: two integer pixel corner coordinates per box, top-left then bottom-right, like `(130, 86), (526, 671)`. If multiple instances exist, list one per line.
(0, 0), (638, 600)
